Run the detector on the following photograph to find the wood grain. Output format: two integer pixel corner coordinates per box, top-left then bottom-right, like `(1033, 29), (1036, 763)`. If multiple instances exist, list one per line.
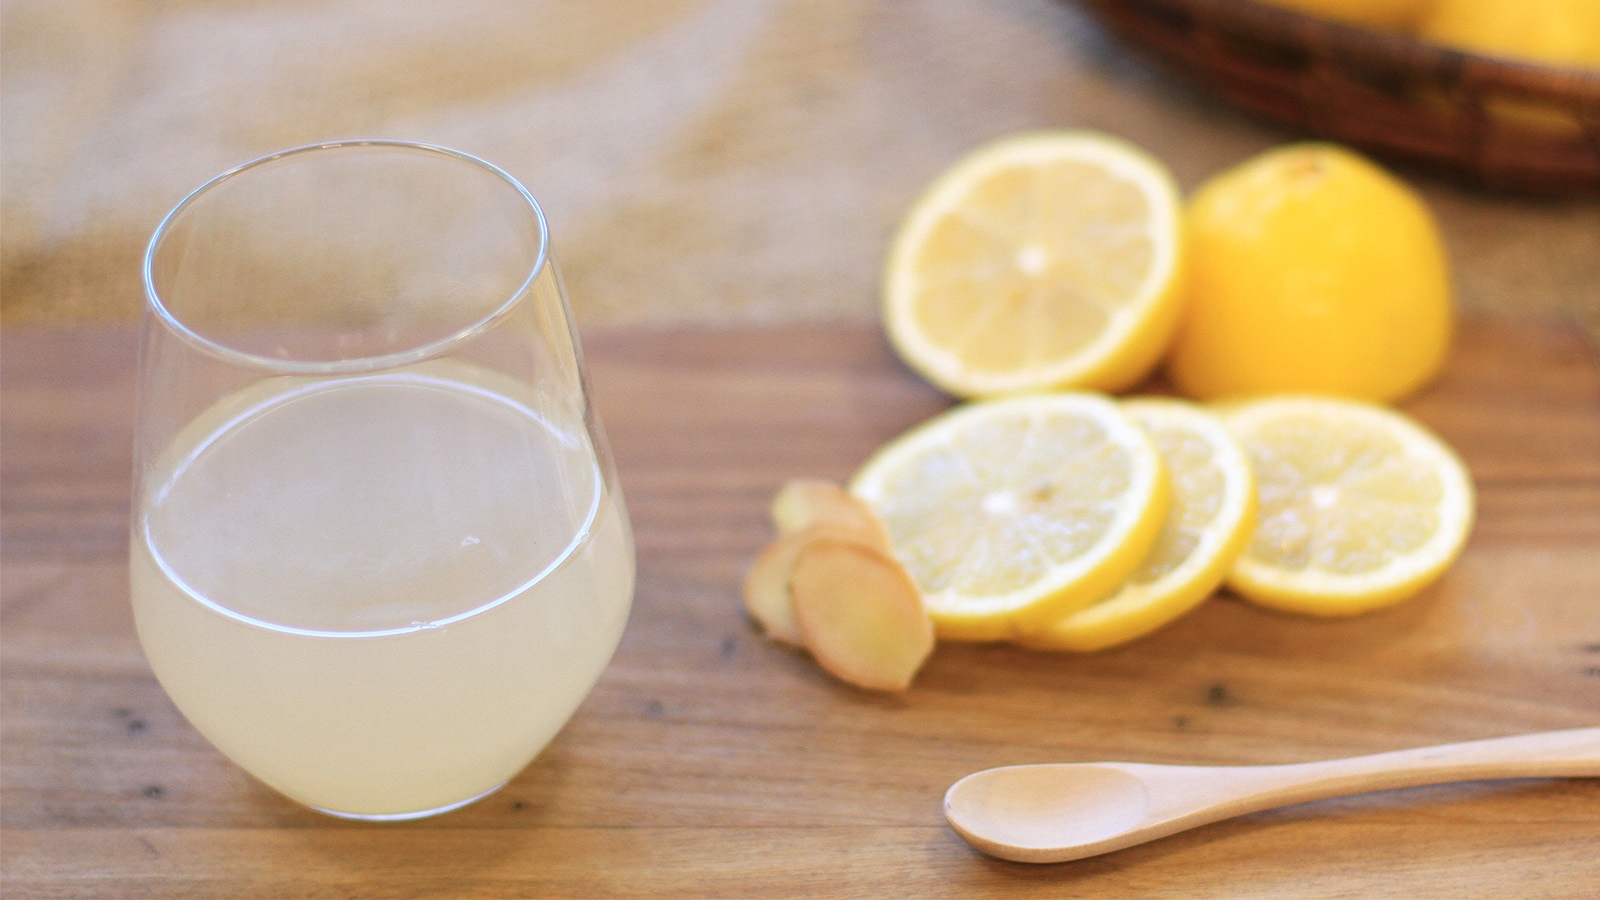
(3, 318), (1598, 898)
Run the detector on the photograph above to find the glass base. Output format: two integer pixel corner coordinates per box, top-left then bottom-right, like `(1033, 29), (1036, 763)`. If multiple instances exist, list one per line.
(307, 780), (509, 822)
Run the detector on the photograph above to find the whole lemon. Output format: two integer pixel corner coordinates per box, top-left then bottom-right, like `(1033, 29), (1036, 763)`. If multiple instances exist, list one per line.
(1167, 144), (1453, 403)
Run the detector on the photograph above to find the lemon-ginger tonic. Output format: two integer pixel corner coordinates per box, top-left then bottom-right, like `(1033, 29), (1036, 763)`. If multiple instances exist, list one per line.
(131, 362), (634, 819)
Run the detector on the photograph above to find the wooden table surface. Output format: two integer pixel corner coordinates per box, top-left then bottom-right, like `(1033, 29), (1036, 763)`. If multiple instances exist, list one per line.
(3, 318), (1598, 898)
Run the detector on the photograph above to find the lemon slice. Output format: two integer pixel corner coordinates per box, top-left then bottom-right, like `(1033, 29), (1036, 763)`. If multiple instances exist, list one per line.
(882, 130), (1184, 398)
(849, 393), (1169, 641)
(1019, 398), (1258, 651)
(1221, 396), (1475, 616)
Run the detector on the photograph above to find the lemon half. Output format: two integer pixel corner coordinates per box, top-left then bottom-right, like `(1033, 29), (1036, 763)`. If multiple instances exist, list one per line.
(1168, 143), (1452, 404)
(883, 131), (1184, 398)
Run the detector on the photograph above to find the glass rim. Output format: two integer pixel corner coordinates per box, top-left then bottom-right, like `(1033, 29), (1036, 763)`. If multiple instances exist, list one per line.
(141, 139), (550, 376)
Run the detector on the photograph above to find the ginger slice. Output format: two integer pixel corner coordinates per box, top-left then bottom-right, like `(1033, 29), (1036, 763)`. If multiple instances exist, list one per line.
(769, 478), (892, 550)
(743, 523), (882, 645)
(790, 537), (935, 692)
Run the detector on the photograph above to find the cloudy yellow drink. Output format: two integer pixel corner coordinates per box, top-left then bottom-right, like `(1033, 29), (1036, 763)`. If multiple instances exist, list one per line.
(130, 361), (634, 818)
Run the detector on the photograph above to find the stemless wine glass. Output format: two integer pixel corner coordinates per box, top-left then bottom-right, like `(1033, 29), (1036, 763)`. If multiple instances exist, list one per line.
(131, 140), (635, 820)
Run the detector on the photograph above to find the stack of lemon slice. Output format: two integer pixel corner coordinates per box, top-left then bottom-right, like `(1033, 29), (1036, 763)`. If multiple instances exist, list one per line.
(852, 393), (1269, 646)
(1018, 398), (1258, 651)
(847, 386), (1474, 646)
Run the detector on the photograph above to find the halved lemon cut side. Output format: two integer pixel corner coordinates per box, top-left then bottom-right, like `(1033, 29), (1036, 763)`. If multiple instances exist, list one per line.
(1221, 396), (1475, 616)
(849, 393), (1169, 641)
(1020, 397), (1257, 651)
(883, 130), (1184, 398)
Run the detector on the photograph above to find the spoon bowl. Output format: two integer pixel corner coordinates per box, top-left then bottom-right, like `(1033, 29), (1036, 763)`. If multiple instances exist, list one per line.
(945, 727), (1600, 863)
(946, 764), (1151, 861)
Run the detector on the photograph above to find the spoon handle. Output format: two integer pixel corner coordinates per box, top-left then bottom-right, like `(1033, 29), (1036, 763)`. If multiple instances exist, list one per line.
(1137, 726), (1600, 825)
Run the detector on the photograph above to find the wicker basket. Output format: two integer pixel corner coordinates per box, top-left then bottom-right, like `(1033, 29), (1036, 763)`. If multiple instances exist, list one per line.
(1074, 0), (1600, 196)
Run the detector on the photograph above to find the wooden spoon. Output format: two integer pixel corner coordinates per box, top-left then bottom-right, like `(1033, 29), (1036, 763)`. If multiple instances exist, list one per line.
(945, 727), (1600, 863)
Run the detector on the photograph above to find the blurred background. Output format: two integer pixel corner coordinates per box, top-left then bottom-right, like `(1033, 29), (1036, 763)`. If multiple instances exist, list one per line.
(3, 0), (1596, 329)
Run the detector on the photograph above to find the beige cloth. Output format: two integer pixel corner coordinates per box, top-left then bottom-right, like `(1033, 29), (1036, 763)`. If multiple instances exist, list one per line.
(3, 0), (1596, 328)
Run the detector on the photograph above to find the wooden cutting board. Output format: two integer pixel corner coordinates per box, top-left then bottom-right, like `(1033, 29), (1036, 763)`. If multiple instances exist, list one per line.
(2, 316), (1597, 898)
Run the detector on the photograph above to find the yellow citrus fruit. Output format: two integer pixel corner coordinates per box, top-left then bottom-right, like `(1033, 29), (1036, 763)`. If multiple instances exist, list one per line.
(1019, 397), (1257, 652)
(882, 130), (1184, 398)
(1254, 0), (1433, 29)
(1221, 395), (1475, 616)
(1420, 0), (1600, 71)
(849, 393), (1170, 641)
(1167, 143), (1453, 404)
